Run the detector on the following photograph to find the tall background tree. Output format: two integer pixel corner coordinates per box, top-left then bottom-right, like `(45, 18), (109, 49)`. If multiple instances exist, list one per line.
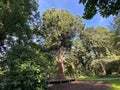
(111, 14), (120, 55)
(81, 27), (113, 75)
(64, 26), (115, 76)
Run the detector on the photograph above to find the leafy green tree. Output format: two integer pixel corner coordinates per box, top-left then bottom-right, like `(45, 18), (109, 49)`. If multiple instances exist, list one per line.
(65, 49), (82, 77)
(112, 14), (120, 55)
(81, 26), (112, 58)
(79, 0), (120, 19)
(39, 8), (84, 78)
(69, 26), (113, 75)
(0, 0), (39, 53)
(71, 35), (92, 75)
(63, 26), (113, 76)
(0, 45), (49, 90)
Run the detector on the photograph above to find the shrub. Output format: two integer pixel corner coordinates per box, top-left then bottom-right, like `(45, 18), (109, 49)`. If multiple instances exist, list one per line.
(0, 45), (49, 90)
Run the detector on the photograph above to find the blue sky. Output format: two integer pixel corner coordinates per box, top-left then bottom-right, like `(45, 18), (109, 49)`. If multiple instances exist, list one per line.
(38, 0), (113, 29)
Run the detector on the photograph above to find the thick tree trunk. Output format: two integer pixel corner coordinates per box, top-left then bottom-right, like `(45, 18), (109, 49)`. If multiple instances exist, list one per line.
(55, 47), (65, 79)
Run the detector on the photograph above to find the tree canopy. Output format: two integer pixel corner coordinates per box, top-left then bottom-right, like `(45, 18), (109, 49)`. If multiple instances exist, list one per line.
(79, 0), (120, 19)
(38, 8), (84, 51)
(0, 0), (39, 53)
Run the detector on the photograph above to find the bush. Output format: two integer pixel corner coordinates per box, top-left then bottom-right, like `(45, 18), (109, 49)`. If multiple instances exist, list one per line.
(90, 56), (120, 76)
(0, 45), (49, 90)
(106, 60), (120, 75)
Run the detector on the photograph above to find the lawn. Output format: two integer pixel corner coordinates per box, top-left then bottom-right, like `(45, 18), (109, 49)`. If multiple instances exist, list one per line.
(78, 75), (120, 90)
(107, 80), (120, 90)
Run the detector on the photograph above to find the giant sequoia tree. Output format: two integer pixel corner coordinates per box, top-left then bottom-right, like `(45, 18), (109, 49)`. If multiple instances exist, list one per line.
(40, 8), (84, 79)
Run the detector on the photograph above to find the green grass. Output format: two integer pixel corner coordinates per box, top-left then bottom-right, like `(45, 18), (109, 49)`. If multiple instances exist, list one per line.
(77, 75), (120, 90)
(107, 80), (120, 90)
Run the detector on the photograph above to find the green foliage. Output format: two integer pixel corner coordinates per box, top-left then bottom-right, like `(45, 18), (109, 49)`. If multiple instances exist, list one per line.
(91, 55), (120, 76)
(0, 0), (39, 53)
(106, 60), (120, 75)
(65, 50), (80, 75)
(65, 38), (92, 75)
(0, 45), (49, 90)
(0, 0), (38, 39)
(112, 14), (120, 55)
(39, 8), (84, 50)
(81, 26), (112, 58)
(108, 80), (120, 90)
(79, 0), (120, 19)
(64, 26), (113, 75)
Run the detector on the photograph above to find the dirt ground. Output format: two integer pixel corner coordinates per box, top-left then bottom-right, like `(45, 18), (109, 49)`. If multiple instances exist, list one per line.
(48, 80), (111, 90)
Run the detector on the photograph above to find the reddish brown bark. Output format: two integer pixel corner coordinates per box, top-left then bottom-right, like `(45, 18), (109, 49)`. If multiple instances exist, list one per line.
(55, 47), (65, 79)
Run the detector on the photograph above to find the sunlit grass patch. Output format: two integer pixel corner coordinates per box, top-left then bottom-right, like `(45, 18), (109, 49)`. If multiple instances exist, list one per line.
(78, 75), (120, 90)
(107, 80), (120, 90)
